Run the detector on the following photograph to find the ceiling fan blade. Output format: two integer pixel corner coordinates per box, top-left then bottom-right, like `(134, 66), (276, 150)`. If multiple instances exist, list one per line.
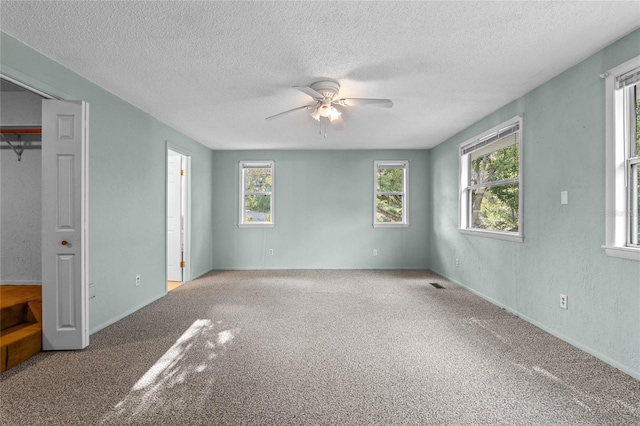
(338, 98), (394, 108)
(293, 85), (324, 100)
(330, 115), (345, 131)
(265, 104), (313, 120)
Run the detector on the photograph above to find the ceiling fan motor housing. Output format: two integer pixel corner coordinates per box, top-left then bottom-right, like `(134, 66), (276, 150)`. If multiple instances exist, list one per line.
(310, 80), (340, 100)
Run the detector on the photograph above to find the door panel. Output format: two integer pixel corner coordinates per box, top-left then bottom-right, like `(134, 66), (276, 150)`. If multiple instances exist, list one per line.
(56, 254), (75, 328)
(42, 99), (89, 350)
(56, 155), (75, 228)
(167, 154), (182, 282)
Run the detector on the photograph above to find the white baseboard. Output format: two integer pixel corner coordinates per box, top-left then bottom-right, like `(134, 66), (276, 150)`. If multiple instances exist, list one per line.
(89, 292), (165, 335)
(190, 268), (213, 281)
(0, 280), (41, 285)
(516, 312), (640, 381)
(429, 267), (639, 381)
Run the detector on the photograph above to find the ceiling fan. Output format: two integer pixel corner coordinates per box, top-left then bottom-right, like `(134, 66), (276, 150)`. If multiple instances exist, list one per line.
(265, 79), (393, 133)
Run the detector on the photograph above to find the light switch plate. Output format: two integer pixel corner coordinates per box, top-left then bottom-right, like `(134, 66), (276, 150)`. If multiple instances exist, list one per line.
(561, 191), (568, 205)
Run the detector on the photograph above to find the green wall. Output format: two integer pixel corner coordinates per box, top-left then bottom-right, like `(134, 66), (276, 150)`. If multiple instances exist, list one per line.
(0, 33), (215, 333)
(211, 150), (429, 269)
(428, 29), (640, 379)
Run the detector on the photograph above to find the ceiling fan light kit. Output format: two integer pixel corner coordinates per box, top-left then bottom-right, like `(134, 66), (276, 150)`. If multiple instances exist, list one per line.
(266, 79), (393, 136)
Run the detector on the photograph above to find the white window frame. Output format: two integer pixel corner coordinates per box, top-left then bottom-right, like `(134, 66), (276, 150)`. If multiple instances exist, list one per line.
(374, 160), (409, 228)
(239, 161), (275, 228)
(458, 115), (524, 242)
(604, 55), (640, 261)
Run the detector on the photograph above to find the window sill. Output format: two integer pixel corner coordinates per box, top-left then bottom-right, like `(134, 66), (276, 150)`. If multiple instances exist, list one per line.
(458, 228), (523, 243)
(603, 245), (640, 261)
(373, 223), (409, 229)
(238, 223), (275, 228)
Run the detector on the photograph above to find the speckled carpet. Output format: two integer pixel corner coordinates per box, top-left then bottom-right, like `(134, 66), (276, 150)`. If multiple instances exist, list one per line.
(1, 270), (638, 425)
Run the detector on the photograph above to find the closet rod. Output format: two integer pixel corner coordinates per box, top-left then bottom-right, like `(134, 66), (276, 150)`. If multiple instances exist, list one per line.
(0, 127), (41, 134)
(0, 127), (41, 161)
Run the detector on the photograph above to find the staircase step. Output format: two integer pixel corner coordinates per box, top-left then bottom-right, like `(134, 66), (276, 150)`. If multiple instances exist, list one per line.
(0, 285), (41, 309)
(0, 285), (43, 371)
(0, 323), (42, 371)
(26, 301), (43, 325)
(1, 303), (28, 331)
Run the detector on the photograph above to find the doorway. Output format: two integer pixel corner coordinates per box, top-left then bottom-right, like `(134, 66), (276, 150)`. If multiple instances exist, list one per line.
(167, 148), (190, 291)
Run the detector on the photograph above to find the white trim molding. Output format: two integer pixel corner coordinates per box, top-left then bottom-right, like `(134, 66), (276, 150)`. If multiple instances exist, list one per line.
(373, 160), (409, 228)
(238, 160), (275, 228)
(458, 115), (524, 243)
(604, 55), (640, 261)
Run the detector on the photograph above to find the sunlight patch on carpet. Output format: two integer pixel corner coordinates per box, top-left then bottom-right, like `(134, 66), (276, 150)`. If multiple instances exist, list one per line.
(100, 319), (241, 424)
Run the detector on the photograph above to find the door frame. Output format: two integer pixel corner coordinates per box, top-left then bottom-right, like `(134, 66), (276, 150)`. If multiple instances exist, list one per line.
(166, 142), (191, 287)
(166, 151), (183, 282)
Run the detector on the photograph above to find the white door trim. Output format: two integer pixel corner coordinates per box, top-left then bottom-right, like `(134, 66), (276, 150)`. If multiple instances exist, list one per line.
(166, 143), (191, 285)
(167, 152), (182, 282)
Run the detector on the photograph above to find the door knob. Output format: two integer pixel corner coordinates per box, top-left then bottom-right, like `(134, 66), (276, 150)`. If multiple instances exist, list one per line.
(61, 240), (69, 246)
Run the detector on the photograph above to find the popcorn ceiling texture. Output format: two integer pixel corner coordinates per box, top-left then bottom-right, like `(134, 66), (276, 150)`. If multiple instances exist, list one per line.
(1, 1), (639, 150)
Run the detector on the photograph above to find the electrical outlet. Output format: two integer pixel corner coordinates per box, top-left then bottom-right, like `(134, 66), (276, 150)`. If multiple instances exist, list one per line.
(268, 249), (274, 255)
(135, 275), (141, 286)
(560, 294), (568, 309)
(455, 258), (460, 267)
(373, 249), (377, 256)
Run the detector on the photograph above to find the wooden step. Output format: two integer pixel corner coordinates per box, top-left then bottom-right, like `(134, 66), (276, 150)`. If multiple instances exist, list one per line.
(0, 285), (43, 371)
(0, 323), (42, 371)
(26, 301), (43, 325)
(1, 303), (28, 331)
(1, 301), (42, 330)
(0, 285), (42, 309)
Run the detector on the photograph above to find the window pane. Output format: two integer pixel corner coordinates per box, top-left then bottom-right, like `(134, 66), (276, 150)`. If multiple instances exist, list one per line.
(635, 84), (639, 156)
(470, 136), (519, 186)
(377, 168), (404, 192)
(471, 184), (519, 232)
(376, 195), (403, 222)
(244, 195), (271, 222)
(244, 168), (272, 193)
(633, 164), (639, 245)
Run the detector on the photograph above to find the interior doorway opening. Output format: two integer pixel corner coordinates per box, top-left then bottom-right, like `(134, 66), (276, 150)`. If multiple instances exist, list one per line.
(167, 148), (190, 291)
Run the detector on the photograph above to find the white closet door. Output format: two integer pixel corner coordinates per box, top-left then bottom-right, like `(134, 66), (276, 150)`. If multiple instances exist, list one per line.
(41, 99), (89, 350)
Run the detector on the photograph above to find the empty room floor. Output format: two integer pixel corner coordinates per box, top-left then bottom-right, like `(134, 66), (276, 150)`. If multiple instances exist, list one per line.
(1, 270), (638, 425)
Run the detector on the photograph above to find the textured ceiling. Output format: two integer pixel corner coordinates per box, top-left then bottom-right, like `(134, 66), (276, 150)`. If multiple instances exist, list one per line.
(1, 1), (639, 150)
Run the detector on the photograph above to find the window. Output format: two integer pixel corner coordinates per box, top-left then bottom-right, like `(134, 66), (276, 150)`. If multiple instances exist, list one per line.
(374, 161), (408, 227)
(604, 55), (640, 260)
(239, 161), (274, 227)
(459, 116), (523, 242)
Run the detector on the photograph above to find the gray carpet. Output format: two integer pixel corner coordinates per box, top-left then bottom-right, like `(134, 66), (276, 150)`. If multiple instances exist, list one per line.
(1, 270), (638, 425)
